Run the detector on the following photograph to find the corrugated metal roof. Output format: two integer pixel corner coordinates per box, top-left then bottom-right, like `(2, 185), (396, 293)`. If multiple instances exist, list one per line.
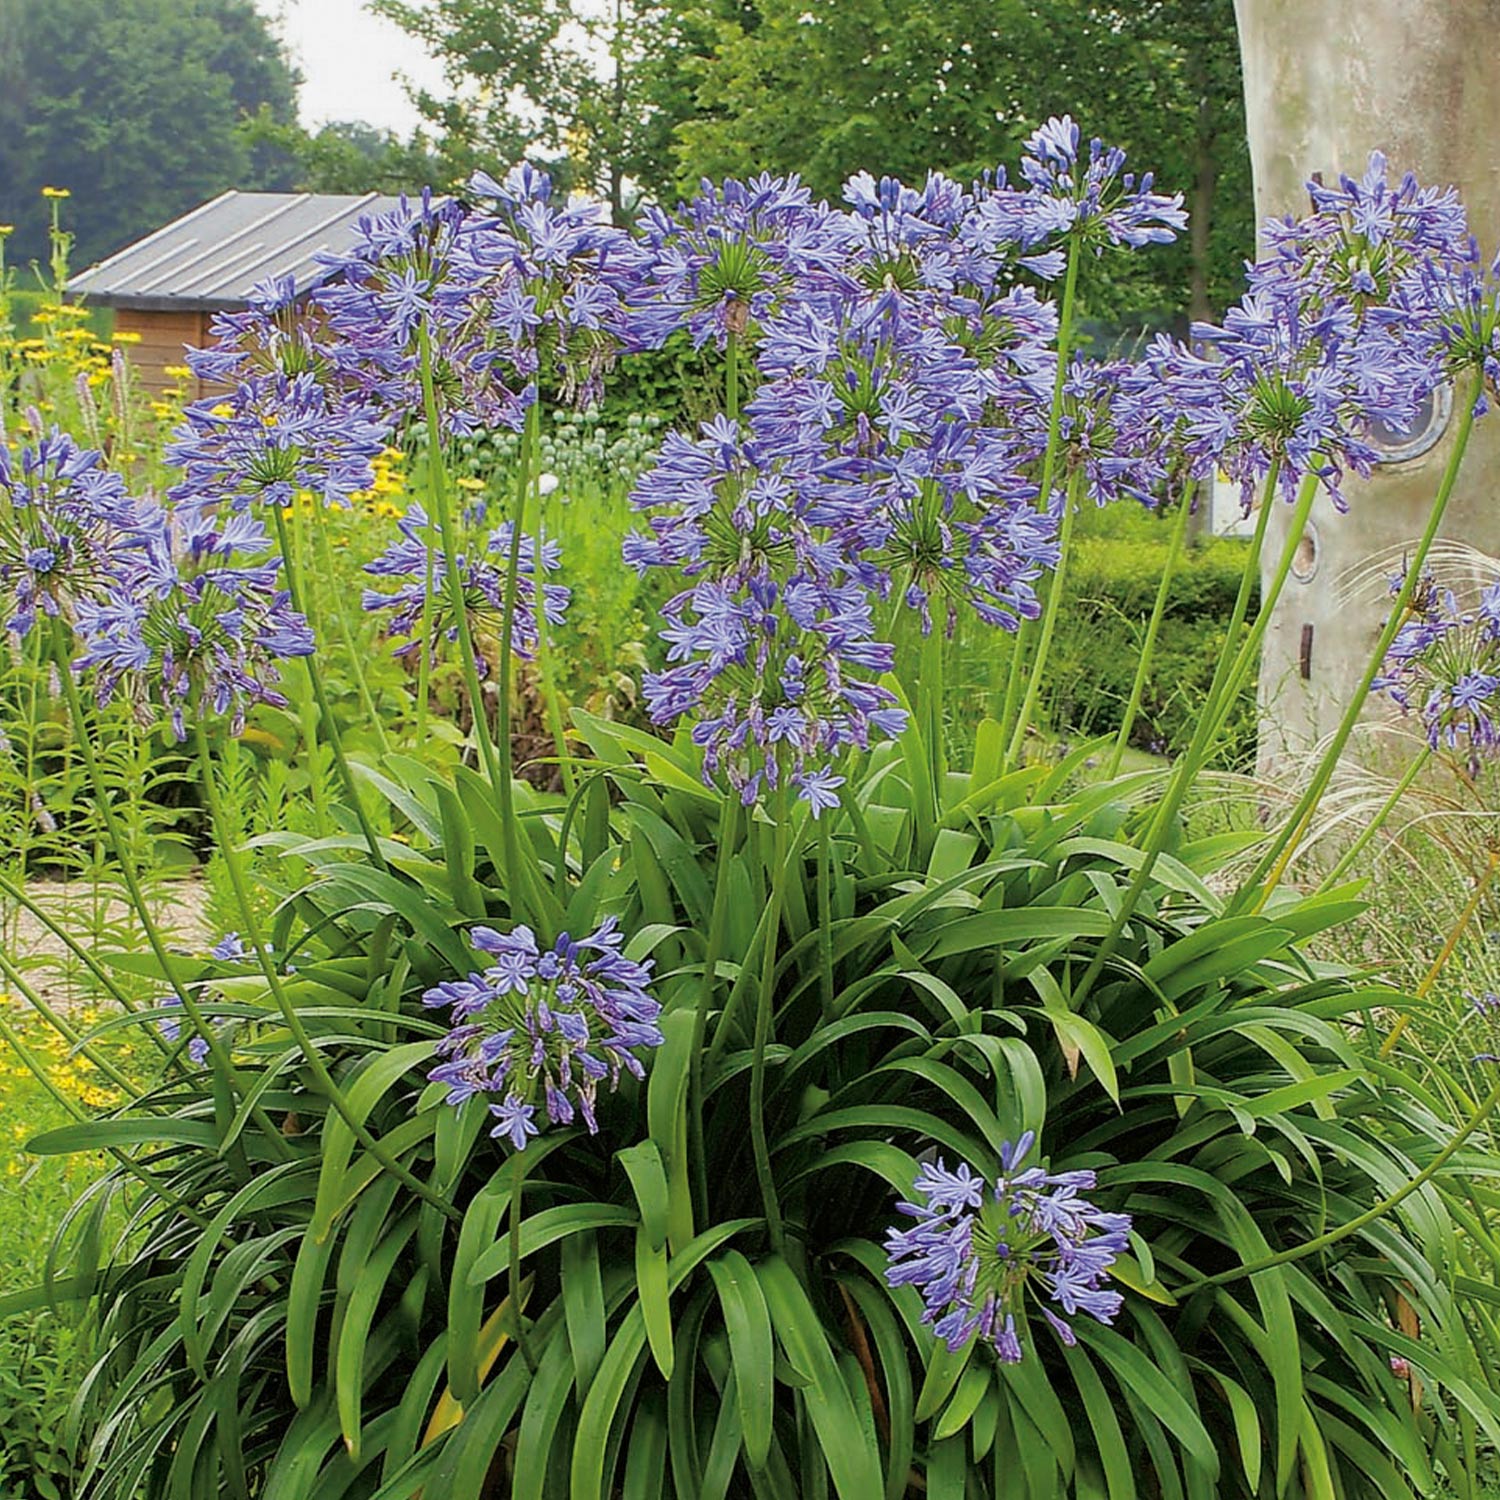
(67, 191), (408, 312)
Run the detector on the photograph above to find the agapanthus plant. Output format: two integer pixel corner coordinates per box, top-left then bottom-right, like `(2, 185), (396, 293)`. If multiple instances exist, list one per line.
(0, 417), (135, 637)
(168, 370), (388, 513)
(362, 504), (569, 670)
(631, 173), (848, 352)
(1016, 115), (1188, 252)
(884, 1135), (1130, 1363)
(421, 917), (661, 1149)
(625, 414), (906, 808)
(1372, 569), (1500, 763)
(72, 501), (313, 738)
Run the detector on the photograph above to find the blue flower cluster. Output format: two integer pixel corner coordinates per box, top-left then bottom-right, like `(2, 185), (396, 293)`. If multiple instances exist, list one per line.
(126, 133), (1499, 812)
(1372, 569), (1500, 764)
(622, 120), (1187, 807)
(362, 507), (570, 671)
(73, 503), (313, 739)
(420, 917), (662, 1151)
(0, 418), (135, 637)
(1166, 152), (1477, 508)
(0, 405), (314, 740)
(884, 1135), (1130, 1363)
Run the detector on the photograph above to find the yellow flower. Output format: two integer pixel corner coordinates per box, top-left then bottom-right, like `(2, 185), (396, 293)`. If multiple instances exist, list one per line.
(455, 477), (486, 492)
(41, 186), (71, 199)
(0, 225), (13, 237)
(209, 402), (234, 418)
(111, 330), (142, 345)
(163, 364), (192, 379)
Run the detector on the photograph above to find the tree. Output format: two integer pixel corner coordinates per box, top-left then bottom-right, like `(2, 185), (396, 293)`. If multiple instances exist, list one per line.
(670, 0), (1251, 323)
(372, 0), (1250, 321)
(241, 111), (445, 196)
(368, 0), (697, 220)
(0, 0), (301, 273)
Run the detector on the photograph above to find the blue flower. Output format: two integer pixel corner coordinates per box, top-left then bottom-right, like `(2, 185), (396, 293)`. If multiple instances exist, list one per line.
(1015, 115), (1188, 251)
(0, 417), (136, 638)
(168, 373), (389, 513)
(885, 1140), (1130, 1363)
(421, 917), (663, 1151)
(1371, 571), (1500, 765)
(362, 506), (569, 672)
(73, 500), (313, 739)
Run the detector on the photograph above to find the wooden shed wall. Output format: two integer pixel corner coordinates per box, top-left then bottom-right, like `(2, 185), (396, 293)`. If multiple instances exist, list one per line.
(112, 307), (216, 400)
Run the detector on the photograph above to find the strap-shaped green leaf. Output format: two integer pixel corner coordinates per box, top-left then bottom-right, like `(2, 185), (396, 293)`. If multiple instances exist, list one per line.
(757, 1256), (884, 1500)
(706, 1250), (774, 1469)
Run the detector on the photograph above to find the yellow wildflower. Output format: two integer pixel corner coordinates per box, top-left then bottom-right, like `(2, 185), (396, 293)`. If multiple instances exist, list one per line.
(41, 186), (71, 199)
(163, 364), (192, 380)
(455, 477), (486, 492)
(111, 330), (142, 345)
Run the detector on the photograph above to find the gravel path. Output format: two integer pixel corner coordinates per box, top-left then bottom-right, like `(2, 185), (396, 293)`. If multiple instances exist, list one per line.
(2, 877), (214, 1007)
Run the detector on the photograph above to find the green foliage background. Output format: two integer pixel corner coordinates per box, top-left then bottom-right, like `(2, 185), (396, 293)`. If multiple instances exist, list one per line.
(0, 0), (299, 271)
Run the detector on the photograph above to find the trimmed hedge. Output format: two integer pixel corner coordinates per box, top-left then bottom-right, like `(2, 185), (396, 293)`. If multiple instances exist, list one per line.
(953, 515), (1258, 765)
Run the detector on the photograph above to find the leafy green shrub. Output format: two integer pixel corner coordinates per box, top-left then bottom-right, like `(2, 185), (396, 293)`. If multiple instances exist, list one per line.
(28, 723), (1499, 1498)
(952, 528), (1259, 764)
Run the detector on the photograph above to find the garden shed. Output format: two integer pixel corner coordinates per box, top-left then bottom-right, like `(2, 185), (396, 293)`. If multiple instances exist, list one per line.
(66, 190), (404, 398)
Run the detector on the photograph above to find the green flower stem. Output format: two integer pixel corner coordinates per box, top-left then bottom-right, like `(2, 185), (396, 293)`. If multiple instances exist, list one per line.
(493, 398), (547, 931)
(691, 793), (741, 1223)
(1182, 1065), (1500, 1293)
(725, 327), (740, 422)
(1106, 482), (1196, 778)
(1000, 240), (1081, 765)
(529, 472), (574, 796)
(272, 508), (389, 872)
(749, 802), (789, 1257)
(415, 327), (505, 796)
(0, 869), (171, 1058)
(1235, 385), (1480, 912)
(0, 945), (140, 1096)
(508, 1151), (536, 1371)
(1075, 463), (1313, 1007)
(415, 470), (435, 746)
(816, 815), (835, 1028)
(190, 722), (461, 1220)
(919, 608), (948, 849)
(0, 1006), (212, 1230)
(1007, 465), (1085, 766)
(13, 628), (41, 930)
(53, 623), (279, 1133)
(286, 505), (332, 839)
(1319, 745), (1433, 890)
(310, 507), (390, 757)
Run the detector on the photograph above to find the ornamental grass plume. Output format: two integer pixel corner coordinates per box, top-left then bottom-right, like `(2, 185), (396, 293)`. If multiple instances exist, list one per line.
(421, 917), (662, 1150)
(884, 1134), (1130, 1363)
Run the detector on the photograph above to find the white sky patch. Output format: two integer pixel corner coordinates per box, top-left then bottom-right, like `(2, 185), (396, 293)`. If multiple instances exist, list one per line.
(254, 0), (449, 136)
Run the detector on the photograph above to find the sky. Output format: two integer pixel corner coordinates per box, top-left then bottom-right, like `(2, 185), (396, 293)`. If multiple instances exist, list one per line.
(255, 0), (449, 136)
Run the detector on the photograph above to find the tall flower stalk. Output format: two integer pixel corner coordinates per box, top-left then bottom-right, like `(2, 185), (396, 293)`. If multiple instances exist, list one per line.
(1003, 242), (1080, 765)
(1106, 484), (1196, 776)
